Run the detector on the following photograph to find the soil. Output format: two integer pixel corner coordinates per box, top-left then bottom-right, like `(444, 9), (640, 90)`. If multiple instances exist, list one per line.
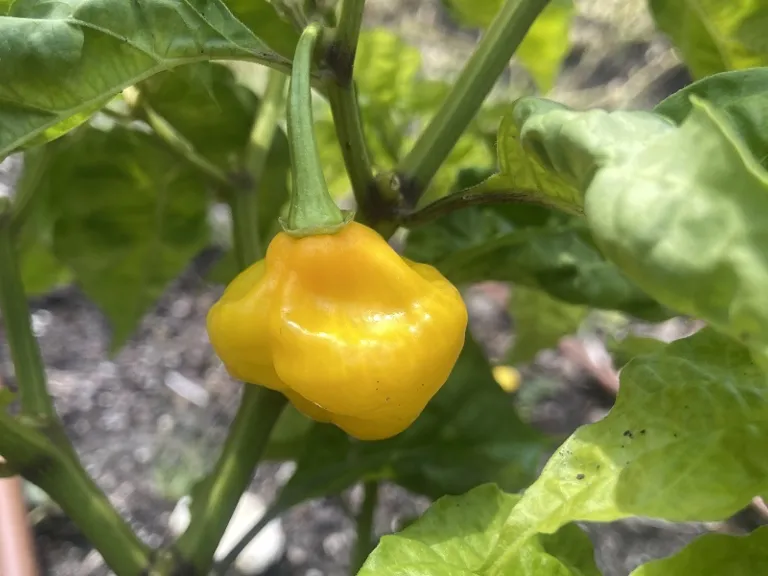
(0, 1), (757, 575)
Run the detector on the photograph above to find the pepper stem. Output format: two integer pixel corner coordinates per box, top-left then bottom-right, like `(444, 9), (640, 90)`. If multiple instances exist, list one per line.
(282, 22), (353, 237)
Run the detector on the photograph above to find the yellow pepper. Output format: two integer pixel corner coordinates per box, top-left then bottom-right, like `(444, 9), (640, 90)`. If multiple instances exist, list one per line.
(207, 221), (468, 440)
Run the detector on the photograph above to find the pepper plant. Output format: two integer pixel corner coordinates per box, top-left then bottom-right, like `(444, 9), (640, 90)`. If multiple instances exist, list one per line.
(1, 0), (768, 575)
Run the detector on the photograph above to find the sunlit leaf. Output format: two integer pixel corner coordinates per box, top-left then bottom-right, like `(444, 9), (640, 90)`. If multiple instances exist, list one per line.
(0, 0), (288, 157)
(649, 0), (768, 79)
(655, 68), (768, 169)
(584, 98), (768, 366)
(360, 484), (599, 576)
(495, 329), (768, 557)
(630, 526), (768, 576)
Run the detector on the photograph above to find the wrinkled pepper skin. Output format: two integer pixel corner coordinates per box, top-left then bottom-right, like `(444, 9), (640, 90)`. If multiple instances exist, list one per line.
(207, 221), (468, 440)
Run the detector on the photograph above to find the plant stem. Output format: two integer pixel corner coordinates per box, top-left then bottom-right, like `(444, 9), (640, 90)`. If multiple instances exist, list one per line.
(351, 481), (379, 573)
(326, 82), (379, 223)
(331, 0), (366, 83)
(174, 387), (286, 573)
(247, 70), (288, 189)
(211, 502), (284, 575)
(230, 180), (263, 269)
(0, 411), (151, 574)
(397, 0), (550, 204)
(324, 0), (391, 228)
(173, 68), (290, 571)
(232, 69), (288, 262)
(0, 208), (52, 421)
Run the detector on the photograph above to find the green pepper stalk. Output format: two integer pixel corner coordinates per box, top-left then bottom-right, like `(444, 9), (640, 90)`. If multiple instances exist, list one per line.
(282, 22), (353, 237)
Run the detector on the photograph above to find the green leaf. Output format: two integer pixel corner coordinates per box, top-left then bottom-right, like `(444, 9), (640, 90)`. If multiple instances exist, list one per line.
(648, 0), (768, 79)
(354, 29), (423, 110)
(497, 329), (768, 555)
(630, 526), (768, 575)
(45, 126), (209, 350)
(605, 334), (666, 369)
(139, 63), (260, 170)
(504, 98), (674, 213)
(405, 206), (668, 320)
(275, 334), (552, 509)
(20, 244), (71, 296)
(654, 68), (768, 169)
(360, 484), (599, 576)
(223, 0), (299, 60)
(0, 0), (287, 158)
(584, 98), (768, 366)
(508, 286), (587, 364)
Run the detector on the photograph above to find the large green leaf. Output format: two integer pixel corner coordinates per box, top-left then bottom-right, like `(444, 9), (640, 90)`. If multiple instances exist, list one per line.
(503, 95), (768, 366)
(0, 0), (289, 158)
(405, 205), (667, 320)
(649, 0), (768, 79)
(508, 286), (587, 364)
(441, 0), (574, 93)
(463, 100), (674, 217)
(360, 484), (599, 576)
(506, 98), (675, 213)
(585, 98), (768, 367)
(655, 68), (768, 168)
(630, 526), (768, 575)
(44, 126), (209, 349)
(491, 329), (768, 564)
(274, 334), (552, 509)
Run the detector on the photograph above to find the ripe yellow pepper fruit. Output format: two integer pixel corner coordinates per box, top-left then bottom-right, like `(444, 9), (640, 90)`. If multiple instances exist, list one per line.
(207, 221), (468, 440)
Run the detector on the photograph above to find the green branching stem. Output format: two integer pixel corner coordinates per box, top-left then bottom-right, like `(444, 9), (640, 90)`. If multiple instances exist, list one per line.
(173, 58), (290, 576)
(397, 0), (550, 205)
(0, 411), (151, 574)
(351, 480), (379, 573)
(324, 0), (392, 229)
(325, 82), (380, 224)
(0, 203), (53, 421)
(333, 0), (366, 79)
(1, 200), (150, 573)
(173, 387), (287, 573)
